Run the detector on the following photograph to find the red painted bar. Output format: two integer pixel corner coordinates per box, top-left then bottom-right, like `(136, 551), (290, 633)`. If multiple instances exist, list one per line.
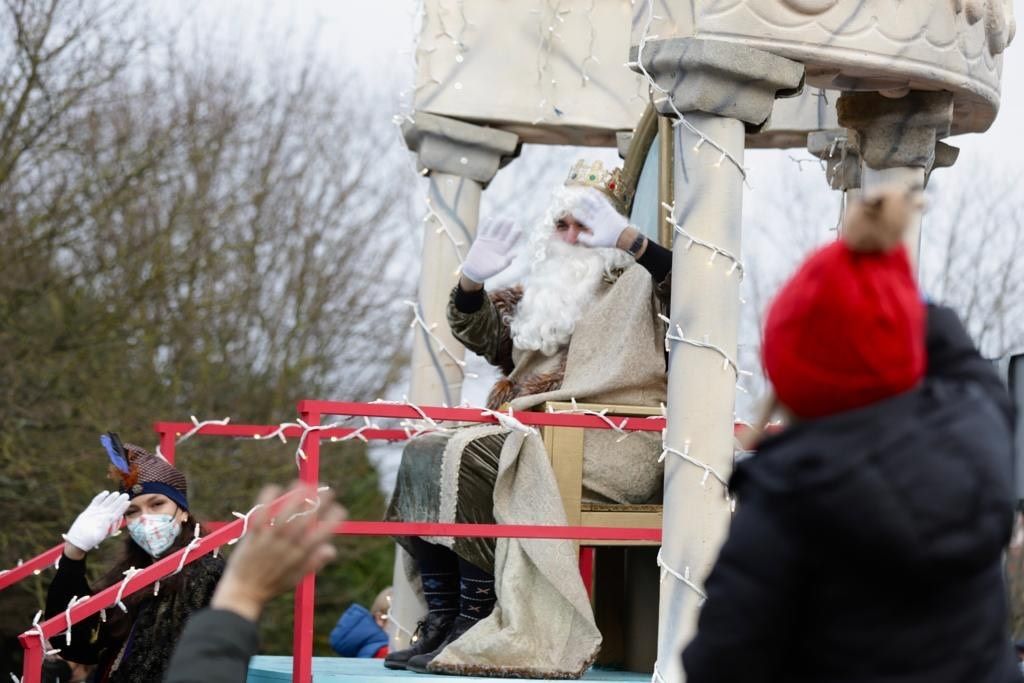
(296, 400), (668, 432)
(21, 638), (42, 683)
(292, 407), (321, 683)
(204, 520), (662, 542)
(0, 544), (62, 592)
(159, 429), (178, 465)
(19, 515), (249, 682)
(579, 547), (596, 598)
(153, 422), (410, 442)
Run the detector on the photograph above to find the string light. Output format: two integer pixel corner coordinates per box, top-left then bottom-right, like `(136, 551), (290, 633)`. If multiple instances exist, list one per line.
(661, 202), (745, 279)
(252, 422), (299, 443)
(227, 504), (266, 546)
(62, 596), (88, 645)
(155, 415), (230, 460)
(622, 0), (745, 181)
(656, 550), (707, 602)
(629, 0), (748, 181)
(435, 0), (471, 55)
(284, 486), (331, 524)
(478, 407), (538, 436)
(545, 398), (633, 442)
(294, 417), (382, 468)
(0, 558), (24, 581)
(659, 314), (744, 380)
(578, 0), (599, 85)
(168, 524), (203, 578)
(384, 595), (415, 644)
(403, 300), (477, 380)
(371, 397), (454, 440)
(29, 611), (59, 656)
(658, 440), (730, 493)
(530, 0), (571, 123)
(423, 195), (466, 265)
(114, 567), (140, 612)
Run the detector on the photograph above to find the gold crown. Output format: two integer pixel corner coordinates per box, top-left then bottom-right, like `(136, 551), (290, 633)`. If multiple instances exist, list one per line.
(565, 160), (633, 216)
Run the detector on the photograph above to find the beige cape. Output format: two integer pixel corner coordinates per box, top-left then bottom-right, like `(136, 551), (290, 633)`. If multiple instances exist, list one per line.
(422, 264), (667, 677)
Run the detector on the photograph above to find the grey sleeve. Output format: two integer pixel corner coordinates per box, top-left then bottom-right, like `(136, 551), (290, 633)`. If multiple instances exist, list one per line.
(164, 609), (260, 683)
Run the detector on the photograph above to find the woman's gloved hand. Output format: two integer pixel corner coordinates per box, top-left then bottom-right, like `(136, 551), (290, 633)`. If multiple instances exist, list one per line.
(63, 491), (130, 553)
(460, 217), (521, 284)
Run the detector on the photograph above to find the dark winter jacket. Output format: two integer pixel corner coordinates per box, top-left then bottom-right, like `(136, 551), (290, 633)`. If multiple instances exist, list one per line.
(328, 604), (389, 658)
(683, 305), (1020, 683)
(165, 608), (259, 683)
(44, 552), (223, 683)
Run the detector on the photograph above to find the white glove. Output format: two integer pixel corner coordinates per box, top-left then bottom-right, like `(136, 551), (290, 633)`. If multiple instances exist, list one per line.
(461, 217), (521, 284)
(63, 491), (130, 552)
(570, 188), (630, 249)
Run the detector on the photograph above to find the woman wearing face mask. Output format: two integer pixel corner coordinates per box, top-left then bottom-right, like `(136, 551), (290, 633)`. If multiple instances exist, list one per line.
(43, 434), (224, 683)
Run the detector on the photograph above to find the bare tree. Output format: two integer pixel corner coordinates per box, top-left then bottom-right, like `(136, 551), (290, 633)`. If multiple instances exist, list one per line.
(0, 0), (419, 658)
(920, 169), (1024, 358)
(737, 156), (1024, 419)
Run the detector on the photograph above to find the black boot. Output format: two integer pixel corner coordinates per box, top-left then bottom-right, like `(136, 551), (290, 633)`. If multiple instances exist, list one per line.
(407, 558), (497, 673)
(386, 538), (461, 670)
(405, 615), (478, 674)
(383, 610), (457, 670)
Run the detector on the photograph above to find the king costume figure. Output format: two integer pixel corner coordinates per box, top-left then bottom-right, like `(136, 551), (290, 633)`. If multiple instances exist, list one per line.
(384, 161), (673, 678)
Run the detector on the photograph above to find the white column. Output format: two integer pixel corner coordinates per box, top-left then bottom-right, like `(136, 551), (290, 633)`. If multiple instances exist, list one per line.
(636, 37), (803, 683)
(660, 113), (746, 680)
(408, 172), (484, 405)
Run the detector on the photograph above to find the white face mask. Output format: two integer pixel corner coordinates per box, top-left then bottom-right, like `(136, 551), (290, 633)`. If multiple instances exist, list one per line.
(127, 514), (181, 557)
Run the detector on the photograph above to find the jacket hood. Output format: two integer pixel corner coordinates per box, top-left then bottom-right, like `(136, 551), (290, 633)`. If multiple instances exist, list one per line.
(329, 604), (388, 658)
(737, 379), (1015, 574)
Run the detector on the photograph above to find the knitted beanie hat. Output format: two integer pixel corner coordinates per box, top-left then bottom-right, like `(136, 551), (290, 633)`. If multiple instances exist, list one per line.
(762, 188), (926, 419)
(103, 433), (189, 511)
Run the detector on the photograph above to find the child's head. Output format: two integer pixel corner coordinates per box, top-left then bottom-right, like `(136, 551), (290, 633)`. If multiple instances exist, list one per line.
(762, 185), (926, 420)
(371, 586), (393, 629)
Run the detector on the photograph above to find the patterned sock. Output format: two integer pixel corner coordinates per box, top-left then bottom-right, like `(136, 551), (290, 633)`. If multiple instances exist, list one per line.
(458, 558), (496, 623)
(411, 538), (459, 617)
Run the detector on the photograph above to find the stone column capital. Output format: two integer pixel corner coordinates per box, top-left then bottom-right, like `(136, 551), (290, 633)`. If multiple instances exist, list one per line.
(929, 141), (960, 185)
(632, 38), (804, 128)
(837, 91), (954, 174)
(807, 128), (862, 191)
(401, 112), (519, 185)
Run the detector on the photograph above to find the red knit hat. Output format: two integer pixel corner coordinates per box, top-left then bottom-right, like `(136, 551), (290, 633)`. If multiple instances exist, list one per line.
(762, 241), (925, 419)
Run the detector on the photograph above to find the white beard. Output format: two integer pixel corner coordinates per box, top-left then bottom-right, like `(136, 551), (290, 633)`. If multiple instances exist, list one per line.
(511, 238), (634, 356)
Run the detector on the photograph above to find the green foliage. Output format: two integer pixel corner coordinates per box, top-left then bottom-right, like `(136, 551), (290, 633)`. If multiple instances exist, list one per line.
(0, 0), (414, 664)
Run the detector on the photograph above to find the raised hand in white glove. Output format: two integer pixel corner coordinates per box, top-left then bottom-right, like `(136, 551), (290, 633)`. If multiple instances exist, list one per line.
(63, 491), (130, 553)
(460, 217), (521, 284)
(569, 188), (630, 249)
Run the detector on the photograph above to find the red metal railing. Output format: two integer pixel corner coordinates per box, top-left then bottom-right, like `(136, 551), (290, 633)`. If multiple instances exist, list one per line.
(15, 401), (671, 683)
(18, 508), (250, 683)
(0, 545), (64, 593)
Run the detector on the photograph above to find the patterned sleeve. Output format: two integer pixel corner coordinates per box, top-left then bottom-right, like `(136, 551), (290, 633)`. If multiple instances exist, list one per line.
(446, 286), (515, 374)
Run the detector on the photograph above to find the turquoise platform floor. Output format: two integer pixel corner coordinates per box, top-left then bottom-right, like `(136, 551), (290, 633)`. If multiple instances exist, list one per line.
(247, 657), (651, 682)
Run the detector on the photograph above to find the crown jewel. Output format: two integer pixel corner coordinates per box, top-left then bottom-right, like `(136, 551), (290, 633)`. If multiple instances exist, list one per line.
(565, 160), (633, 216)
